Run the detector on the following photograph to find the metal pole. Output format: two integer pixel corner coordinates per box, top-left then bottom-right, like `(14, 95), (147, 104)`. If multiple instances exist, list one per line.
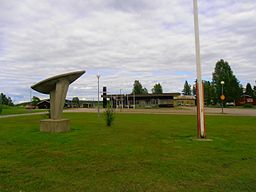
(111, 95), (113, 108)
(193, 0), (206, 138)
(222, 84), (224, 113)
(97, 75), (100, 116)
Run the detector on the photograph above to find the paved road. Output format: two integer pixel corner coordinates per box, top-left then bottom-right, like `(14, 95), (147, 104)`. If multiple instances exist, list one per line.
(0, 107), (255, 119)
(0, 112), (47, 119)
(65, 107), (256, 116)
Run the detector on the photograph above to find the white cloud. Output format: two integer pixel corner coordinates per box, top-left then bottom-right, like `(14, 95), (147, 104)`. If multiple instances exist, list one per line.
(0, 0), (256, 103)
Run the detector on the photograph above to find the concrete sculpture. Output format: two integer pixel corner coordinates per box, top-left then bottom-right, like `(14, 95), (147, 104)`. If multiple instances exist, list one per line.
(31, 70), (85, 132)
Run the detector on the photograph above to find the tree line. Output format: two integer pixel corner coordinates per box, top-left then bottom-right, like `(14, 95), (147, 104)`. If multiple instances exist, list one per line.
(2, 59), (254, 107)
(182, 59), (256, 105)
(132, 80), (163, 94)
(0, 93), (14, 106)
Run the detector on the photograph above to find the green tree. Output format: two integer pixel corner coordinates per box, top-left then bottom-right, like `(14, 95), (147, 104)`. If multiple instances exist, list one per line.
(203, 81), (215, 106)
(152, 83), (163, 94)
(210, 82), (218, 105)
(104, 105), (115, 127)
(182, 81), (191, 95)
(253, 86), (256, 99)
(245, 83), (253, 97)
(0, 93), (13, 106)
(132, 80), (148, 94)
(142, 88), (148, 94)
(0, 95), (2, 114)
(31, 96), (40, 106)
(0, 93), (7, 105)
(212, 59), (241, 102)
(72, 97), (80, 108)
(192, 84), (196, 96)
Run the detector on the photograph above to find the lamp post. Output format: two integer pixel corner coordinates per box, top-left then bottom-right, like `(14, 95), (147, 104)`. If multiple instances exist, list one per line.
(96, 75), (100, 116)
(221, 81), (225, 113)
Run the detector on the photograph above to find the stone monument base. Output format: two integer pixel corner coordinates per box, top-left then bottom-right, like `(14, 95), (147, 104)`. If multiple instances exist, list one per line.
(40, 119), (70, 133)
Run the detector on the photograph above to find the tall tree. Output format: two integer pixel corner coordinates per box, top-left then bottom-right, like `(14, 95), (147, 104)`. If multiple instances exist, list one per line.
(72, 97), (80, 107)
(245, 83), (253, 97)
(253, 86), (256, 99)
(142, 88), (148, 94)
(132, 80), (148, 94)
(203, 81), (216, 106)
(212, 59), (241, 102)
(182, 81), (191, 95)
(0, 94), (2, 114)
(32, 96), (40, 106)
(192, 84), (196, 96)
(0, 93), (13, 106)
(152, 83), (163, 94)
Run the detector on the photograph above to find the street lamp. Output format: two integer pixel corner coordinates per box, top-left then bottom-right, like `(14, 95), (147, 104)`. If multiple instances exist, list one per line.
(221, 81), (225, 113)
(96, 75), (100, 116)
(127, 94), (129, 109)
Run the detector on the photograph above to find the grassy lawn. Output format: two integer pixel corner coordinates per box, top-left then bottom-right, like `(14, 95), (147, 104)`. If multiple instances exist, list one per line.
(0, 105), (46, 115)
(0, 113), (255, 192)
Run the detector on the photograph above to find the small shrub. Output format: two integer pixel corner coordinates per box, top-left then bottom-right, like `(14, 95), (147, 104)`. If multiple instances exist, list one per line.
(104, 106), (115, 127)
(243, 103), (253, 108)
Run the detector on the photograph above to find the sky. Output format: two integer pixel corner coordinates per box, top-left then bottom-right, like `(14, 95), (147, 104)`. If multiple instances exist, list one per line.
(0, 0), (256, 103)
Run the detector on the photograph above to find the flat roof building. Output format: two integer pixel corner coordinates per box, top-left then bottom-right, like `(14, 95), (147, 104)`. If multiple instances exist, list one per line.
(102, 92), (181, 108)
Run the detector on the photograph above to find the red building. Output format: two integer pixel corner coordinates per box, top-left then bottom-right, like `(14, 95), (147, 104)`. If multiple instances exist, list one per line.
(235, 95), (256, 106)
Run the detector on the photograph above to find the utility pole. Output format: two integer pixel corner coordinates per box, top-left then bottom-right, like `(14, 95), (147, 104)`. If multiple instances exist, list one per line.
(221, 81), (225, 113)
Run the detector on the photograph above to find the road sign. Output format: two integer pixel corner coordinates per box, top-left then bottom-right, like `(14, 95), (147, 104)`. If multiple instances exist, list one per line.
(220, 95), (225, 101)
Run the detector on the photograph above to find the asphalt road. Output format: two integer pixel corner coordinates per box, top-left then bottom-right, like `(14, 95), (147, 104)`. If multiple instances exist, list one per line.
(66, 107), (256, 116)
(0, 107), (255, 119)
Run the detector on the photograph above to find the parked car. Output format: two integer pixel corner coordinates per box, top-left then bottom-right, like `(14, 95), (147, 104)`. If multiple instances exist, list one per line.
(226, 102), (235, 106)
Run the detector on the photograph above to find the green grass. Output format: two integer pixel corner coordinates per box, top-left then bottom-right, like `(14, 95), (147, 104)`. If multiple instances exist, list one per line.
(0, 113), (256, 192)
(0, 105), (46, 115)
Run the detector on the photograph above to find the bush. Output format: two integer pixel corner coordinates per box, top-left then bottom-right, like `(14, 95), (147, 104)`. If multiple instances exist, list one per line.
(104, 106), (115, 127)
(243, 103), (253, 108)
(0, 105), (2, 114)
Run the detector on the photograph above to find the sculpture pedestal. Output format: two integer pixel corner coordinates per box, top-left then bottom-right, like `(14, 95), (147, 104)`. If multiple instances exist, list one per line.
(40, 119), (70, 133)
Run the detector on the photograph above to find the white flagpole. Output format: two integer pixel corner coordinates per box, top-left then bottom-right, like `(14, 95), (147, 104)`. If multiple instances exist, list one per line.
(193, 0), (206, 138)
